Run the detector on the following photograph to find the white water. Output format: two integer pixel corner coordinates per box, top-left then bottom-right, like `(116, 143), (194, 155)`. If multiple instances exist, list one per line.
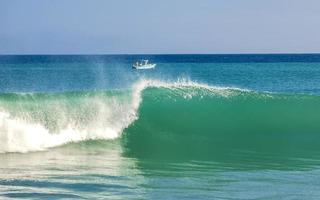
(0, 79), (245, 153)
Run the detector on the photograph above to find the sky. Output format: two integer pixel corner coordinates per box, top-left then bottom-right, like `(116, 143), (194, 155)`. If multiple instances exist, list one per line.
(1, 0), (320, 54)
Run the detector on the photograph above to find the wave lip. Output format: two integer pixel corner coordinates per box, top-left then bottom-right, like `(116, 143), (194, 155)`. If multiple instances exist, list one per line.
(0, 79), (247, 153)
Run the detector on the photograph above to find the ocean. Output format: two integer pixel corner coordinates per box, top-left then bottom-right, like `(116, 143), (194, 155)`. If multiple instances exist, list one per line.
(0, 54), (320, 199)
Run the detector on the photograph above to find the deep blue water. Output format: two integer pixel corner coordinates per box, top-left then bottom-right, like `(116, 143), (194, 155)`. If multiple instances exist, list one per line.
(1, 54), (320, 94)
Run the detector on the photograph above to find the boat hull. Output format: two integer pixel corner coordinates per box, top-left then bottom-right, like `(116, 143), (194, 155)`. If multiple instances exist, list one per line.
(132, 64), (156, 69)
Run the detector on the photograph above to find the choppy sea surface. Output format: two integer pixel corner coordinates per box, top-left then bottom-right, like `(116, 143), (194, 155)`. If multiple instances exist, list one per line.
(0, 54), (320, 199)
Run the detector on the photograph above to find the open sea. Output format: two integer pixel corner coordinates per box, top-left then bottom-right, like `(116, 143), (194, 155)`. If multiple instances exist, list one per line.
(0, 54), (320, 199)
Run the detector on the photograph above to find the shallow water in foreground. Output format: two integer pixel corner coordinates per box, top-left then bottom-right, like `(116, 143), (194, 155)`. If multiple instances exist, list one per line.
(2, 140), (320, 199)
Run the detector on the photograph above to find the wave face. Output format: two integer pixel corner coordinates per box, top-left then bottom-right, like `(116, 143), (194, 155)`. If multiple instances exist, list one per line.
(123, 83), (320, 165)
(1, 79), (320, 154)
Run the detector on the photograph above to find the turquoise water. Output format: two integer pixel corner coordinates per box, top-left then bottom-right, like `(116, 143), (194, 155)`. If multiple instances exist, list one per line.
(0, 55), (320, 199)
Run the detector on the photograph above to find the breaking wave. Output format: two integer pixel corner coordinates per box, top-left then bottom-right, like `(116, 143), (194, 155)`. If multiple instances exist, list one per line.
(0, 79), (319, 153)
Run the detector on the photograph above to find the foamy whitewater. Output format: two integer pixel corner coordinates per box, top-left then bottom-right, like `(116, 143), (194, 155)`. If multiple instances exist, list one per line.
(0, 79), (244, 153)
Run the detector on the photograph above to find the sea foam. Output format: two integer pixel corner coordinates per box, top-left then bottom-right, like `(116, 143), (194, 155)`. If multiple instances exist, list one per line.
(0, 79), (245, 153)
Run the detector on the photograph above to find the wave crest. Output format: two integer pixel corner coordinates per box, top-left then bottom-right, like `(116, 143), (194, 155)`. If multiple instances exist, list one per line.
(0, 79), (265, 153)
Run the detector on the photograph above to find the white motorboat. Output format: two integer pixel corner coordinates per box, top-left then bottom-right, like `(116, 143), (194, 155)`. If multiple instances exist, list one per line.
(132, 60), (156, 69)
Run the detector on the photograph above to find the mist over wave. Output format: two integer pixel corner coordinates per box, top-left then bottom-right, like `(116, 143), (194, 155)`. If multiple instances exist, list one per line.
(0, 80), (145, 153)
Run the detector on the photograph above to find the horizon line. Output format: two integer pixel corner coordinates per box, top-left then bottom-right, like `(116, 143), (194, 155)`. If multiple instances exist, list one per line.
(1, 52), (320, 56)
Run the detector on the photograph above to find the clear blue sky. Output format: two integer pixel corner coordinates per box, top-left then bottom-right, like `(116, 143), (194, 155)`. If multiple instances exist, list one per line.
(1, 0), (319, 54)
